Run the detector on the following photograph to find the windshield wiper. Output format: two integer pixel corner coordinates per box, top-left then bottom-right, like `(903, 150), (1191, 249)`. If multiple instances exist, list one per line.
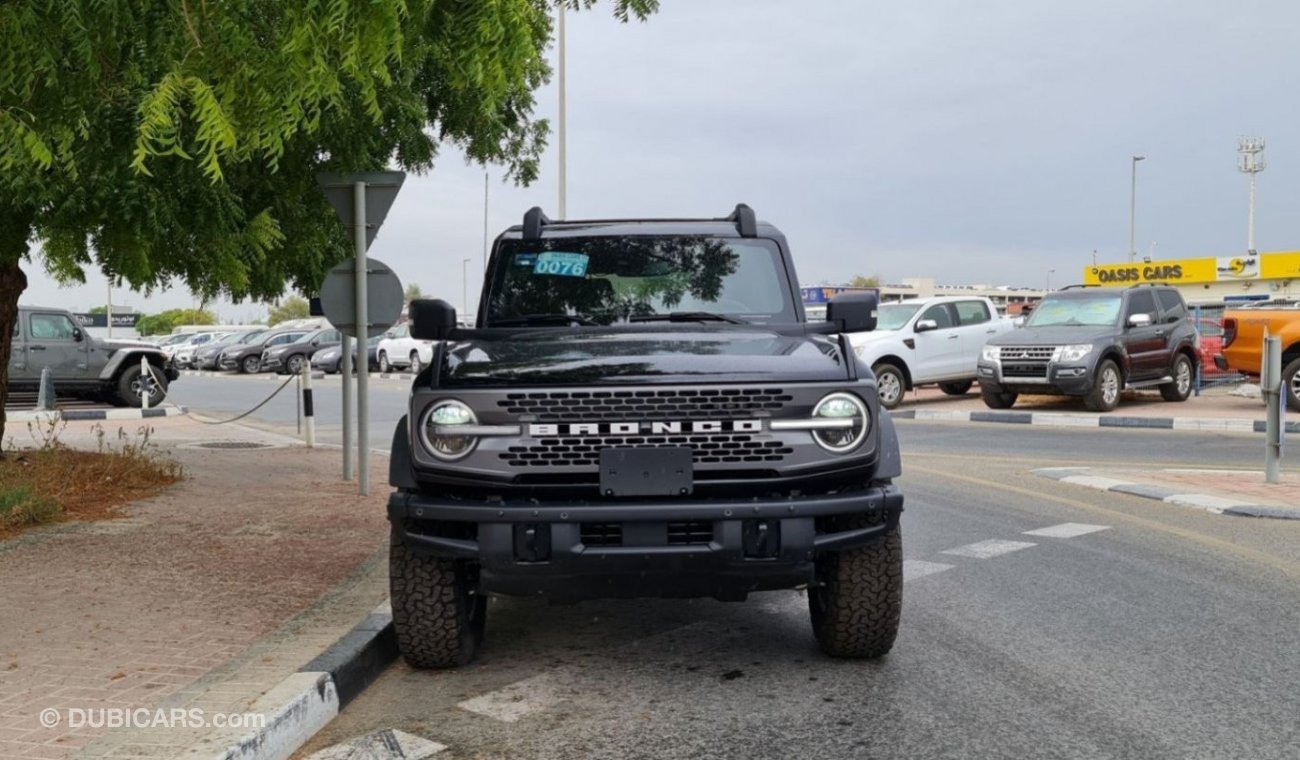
(491, 313), (597, 327)
(629, 311), (747, 325)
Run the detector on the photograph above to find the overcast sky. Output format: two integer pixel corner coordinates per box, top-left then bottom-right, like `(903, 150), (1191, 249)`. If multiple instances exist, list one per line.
(23, 0), (1300, 320)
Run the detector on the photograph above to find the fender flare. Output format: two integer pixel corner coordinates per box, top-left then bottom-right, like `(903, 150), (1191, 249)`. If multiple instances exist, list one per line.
(875, 409), (903, 481)
(389, 414), (419, 491)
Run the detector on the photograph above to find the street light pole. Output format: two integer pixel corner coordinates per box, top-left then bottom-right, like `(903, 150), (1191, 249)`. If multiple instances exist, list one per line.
(483, 172), (490, 272)
(462, 257), (472, 317)
(1129, 155), (1145, 263)
(557, 1), (567, 219)
(1046, 269), (1055, 292)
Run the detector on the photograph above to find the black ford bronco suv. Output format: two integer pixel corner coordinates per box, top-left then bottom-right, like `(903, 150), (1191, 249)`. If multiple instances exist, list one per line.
(387, 205), (904, 668)
(977, 284), (1199, 412)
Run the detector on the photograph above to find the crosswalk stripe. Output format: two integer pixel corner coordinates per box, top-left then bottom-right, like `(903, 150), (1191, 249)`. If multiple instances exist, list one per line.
(940, 539), (1036, 559)
(1022, 523), (1111, 538)
(903, 559), (956, 581)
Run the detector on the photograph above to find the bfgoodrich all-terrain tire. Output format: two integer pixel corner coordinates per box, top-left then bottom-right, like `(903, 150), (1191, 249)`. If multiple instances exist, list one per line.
(1159, 353), (1194, 402)
(809, 514), (902, 659)
(390, 527), (487, 669)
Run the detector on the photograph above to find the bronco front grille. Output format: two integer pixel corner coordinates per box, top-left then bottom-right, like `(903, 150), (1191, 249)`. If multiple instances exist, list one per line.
(497, 388), (793, 422)
(501, 434), (793, 468)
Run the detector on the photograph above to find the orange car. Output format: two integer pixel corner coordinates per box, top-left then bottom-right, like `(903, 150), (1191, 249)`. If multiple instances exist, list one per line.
(1218, 302), (1300, 410)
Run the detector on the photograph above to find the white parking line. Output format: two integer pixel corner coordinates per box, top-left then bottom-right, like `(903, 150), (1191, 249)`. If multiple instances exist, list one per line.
(456, 672), (565, 723)
(903, 559), (956, 581)
(1022, 523), (1111, 538)
(940, 539), (1036, 559)
(306, 728), (446, 759)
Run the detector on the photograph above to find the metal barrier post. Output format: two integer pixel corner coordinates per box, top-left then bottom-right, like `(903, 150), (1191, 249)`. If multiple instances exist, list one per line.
(302, 362), (316, 448)
(140, 356), (151, 410)
(1263, 334), (1282, 484)
(1193, 305), (1202, 396)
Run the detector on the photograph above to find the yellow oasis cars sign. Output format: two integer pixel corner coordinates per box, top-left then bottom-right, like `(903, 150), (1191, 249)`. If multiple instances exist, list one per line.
(1083, 252), (1300, 286)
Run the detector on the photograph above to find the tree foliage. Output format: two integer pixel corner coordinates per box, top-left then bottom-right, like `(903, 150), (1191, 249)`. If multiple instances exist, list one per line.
(0, 0), (658, 439)
(850, 274), (882, 288)
(404, 282), (424, 303)
(267, 297), (310, 326)
(135, 308), (217, 336)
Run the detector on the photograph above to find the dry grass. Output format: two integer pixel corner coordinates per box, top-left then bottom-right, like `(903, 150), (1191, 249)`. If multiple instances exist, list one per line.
(0, 418), (182, 538)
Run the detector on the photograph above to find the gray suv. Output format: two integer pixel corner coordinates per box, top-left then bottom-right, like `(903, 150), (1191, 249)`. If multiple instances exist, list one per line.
(387, 205), (903, 668)
(8, 306), (178, 407)
(977, 285), (1199, 412)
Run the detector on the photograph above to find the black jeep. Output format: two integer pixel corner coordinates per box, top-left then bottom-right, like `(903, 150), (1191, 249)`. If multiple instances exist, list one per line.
(977, 284), (1199, 412)
(386, 205), (905, 668)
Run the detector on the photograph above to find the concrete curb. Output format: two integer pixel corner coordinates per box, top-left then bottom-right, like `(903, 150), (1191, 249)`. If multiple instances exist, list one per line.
(5, 405), (189, 423)
(196, 602), (397, 760)
(1034, 467), (1299, 520)
(894, 408), (1300, 435)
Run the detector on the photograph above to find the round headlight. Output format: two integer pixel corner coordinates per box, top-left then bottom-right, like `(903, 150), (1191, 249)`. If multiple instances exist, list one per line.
(421, 400), (478, 460)
(812, 392), (870, 453)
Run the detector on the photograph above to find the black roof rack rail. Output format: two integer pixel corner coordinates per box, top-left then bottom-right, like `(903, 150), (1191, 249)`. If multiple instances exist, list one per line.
(723, 203), (757, 237)
(522, 206), (551, 240)
(1058, 284), (1096, 290)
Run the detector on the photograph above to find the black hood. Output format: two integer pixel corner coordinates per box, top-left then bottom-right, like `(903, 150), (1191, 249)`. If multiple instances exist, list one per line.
(440, 328), (850, 386)
(988, 325), (1120, 346)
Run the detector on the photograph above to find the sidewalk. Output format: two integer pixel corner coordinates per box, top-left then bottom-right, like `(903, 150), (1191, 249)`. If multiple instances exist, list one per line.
(891, 382), (1297, 433)
(0, 417), (392, 759)
(1035, 466), (1300, 520)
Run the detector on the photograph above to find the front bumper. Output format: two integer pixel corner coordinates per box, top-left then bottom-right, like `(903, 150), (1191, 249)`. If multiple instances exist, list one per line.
(389, 483), (903, 601)
(978, 360), (1092, 395)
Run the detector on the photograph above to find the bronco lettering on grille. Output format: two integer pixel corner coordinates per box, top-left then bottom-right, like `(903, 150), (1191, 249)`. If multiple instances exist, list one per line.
(527, 420), (764, 437)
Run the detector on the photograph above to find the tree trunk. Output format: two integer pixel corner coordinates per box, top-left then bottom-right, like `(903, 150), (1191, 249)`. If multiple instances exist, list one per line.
(0, 212), (32, 455)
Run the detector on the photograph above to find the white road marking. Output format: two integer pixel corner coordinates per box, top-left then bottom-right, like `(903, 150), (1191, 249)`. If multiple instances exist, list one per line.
(1059, 475), (1136, 491)
(940, 539), (1036, 559)
(306, 728), (446, 759)
(1163, 494), (1253, 513)
(1022, 523), (1111, 538)
(457, 672), (566, 723)
(904, 560), (956, 581)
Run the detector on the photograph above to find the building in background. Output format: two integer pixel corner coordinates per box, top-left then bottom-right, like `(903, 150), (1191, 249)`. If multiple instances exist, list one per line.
(1083, 250), (1300, 305)
(803, 278), (1046, 320)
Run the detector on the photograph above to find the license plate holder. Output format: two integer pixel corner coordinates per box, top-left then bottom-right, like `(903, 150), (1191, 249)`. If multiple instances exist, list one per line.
(599, 447), (693, 497)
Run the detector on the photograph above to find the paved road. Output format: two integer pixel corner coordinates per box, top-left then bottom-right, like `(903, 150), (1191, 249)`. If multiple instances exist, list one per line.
(267, 412), (1297, 759)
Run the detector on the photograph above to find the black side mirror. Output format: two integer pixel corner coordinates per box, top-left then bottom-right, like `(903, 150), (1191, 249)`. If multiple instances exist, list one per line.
(826, 292), (878, 333)
(72, 327), (84, 342)
(410, 299), (457, 340)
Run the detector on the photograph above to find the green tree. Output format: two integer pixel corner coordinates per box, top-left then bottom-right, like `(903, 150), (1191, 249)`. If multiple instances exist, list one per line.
(404, 283), (424, 303)
(0, 0), (658, 441)
(135, 308), (217, 336)
(86, 306), (109, 315)
(267, 297), (310, 326)
(849, 274), (882, 288)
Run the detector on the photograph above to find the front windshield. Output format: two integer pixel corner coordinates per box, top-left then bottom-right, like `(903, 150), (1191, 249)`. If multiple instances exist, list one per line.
(877, 303), (923, 330)
(1025, 295), (1122, 327)
(238, 330), (267, 344)
(486, 236), (796, 326)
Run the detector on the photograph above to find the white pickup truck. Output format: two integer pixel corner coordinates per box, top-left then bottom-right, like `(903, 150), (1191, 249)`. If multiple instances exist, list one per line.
(848, 295), (1017, 409)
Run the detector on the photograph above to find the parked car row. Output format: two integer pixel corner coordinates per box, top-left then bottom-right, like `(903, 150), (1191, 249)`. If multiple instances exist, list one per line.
(154, 323), (425, 377)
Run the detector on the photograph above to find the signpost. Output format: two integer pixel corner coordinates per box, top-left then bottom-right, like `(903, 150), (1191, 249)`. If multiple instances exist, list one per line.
(318, 171), (406, 495)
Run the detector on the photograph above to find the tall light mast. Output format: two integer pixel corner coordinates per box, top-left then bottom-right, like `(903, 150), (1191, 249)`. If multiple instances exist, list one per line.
(1237, 137), (1266, 254)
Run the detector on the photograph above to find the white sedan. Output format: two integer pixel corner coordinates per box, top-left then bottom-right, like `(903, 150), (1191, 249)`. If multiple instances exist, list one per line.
(376, 323), (435, 373)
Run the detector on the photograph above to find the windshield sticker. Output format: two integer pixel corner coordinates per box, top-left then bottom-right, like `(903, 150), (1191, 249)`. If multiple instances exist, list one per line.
(533, 252), (589, 277)
(514, 253), (538, 267)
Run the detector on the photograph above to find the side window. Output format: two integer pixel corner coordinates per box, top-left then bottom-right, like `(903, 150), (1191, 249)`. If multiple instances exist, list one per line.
(396, 324), (410, 338)
(29, 313), (78, 341)
(955, 300), (991, 326)
(919, 304), (955, 329)
(322, 330), (341, 343)
(1156, 289), (1185, 323)
(1125, 291), (1156, 321)
(270, 334), (293, 346)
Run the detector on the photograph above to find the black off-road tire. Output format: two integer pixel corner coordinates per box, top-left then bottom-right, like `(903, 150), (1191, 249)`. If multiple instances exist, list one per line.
(939, 380), (974, 396)
(115, 363), (167, 408)
(1084, 359), (1122, 412)
(1159, 353), (1193, 402)
(390, 527), (487, 669)
(809, 514), (902, 659)
(981, 386), (1018, 409)
(872, 362), (907, 410)
(1283, 357), (1300, 412)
